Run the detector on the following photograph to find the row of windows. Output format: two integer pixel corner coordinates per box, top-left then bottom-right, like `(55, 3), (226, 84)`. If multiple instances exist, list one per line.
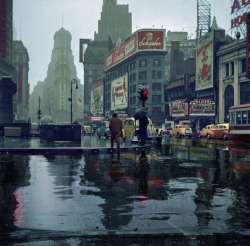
(139, 59), (162, 67)
(224, 58), (246, 77)
(130, 71), (162, 80)
(229, 110), (250, 125)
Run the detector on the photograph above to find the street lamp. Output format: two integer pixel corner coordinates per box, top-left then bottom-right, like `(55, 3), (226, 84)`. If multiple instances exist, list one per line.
(68, 79), (78, 124)
(37, 96), (42, 127)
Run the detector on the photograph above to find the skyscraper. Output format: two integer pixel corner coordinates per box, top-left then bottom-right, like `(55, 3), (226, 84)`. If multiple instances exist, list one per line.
(81, 0), (132, 119)
(42, 27), (82, 123)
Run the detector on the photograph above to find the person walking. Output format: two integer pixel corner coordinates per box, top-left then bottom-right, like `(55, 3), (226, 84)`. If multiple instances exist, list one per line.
(109, 113), (123, 155)
(139, 115), (149, 146)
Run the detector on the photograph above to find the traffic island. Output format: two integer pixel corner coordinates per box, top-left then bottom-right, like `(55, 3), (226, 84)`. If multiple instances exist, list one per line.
(40, 124), (81, 141)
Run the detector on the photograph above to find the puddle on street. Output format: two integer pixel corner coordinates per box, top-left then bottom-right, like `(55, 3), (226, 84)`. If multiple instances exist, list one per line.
(1, 142), (250, 238)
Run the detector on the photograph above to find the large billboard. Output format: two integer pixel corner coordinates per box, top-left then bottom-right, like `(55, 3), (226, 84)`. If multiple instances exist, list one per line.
(111, 74), (128, 111)
(91, 79), (103, 115)
(137, 30), (164, 50)
(196, 32), (214, 91)
(169, 100), (189, 117)
(105, 29), (165, 70)
(231, 0), (250, 28)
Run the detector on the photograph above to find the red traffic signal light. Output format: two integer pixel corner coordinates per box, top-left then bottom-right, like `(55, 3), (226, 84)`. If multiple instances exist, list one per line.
(137, 88), (149, 102)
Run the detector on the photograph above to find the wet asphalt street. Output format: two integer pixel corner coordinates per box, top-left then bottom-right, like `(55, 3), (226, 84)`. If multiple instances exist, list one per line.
(1, 135), (250, 245)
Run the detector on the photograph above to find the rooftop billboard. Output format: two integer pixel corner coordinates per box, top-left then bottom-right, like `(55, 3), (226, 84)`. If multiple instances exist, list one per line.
(105, 29), (165, 70)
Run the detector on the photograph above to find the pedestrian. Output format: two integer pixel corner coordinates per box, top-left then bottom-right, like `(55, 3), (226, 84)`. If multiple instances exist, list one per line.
(139, 115), (149, 145)
(109, 113), (123, 155)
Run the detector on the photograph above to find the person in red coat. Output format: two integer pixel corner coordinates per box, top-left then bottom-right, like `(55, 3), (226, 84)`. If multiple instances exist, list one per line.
(109, 113), (123, 154)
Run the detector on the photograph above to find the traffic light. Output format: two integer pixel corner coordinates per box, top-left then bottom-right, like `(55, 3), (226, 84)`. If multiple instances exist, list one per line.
(137, 88), (149, 102)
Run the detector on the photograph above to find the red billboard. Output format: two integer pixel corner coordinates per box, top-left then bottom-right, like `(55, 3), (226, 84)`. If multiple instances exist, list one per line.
(137, 31), (164, 50)
(105, 29), (165, 70)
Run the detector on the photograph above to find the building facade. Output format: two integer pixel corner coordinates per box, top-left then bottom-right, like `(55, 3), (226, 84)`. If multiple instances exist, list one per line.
(103, 29), (167, 125)
(80, 0), (132, 122)
(217, 37), (250, 123)
(41, 27), (82, 123)
(0, 0), (13, 71)
(12, 40), (29, 121)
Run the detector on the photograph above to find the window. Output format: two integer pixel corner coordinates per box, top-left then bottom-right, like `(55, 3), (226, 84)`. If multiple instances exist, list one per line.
(236, 112), (242, 125)
(153, 59), (161, 67)
(130, 62), (136, 71)
(152, 83), (161, 91)
(139, 71), (147, 80)
(152, 71), (162, 79)
(139, 59), (147, 67)
(241, 58), (246, 73)
(225, 63), (229, 77)
(242, 111), (247, 124)
(230, 62), (234, 76)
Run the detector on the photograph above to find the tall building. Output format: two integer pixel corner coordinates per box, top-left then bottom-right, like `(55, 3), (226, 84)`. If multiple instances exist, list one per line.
(94, 0), (132, 44)
(104, 29), (167, 125)
(42, 27), (82, 123)
(80, 0), (132, 122)
(12, 40), (30, 121)
(0, 0), (15, 79)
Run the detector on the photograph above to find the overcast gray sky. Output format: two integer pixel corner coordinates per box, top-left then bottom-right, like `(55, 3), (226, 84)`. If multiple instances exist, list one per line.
(13, 0), (232, 93)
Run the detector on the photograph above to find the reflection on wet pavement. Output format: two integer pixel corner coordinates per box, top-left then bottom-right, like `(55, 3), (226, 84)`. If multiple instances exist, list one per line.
(1, 138), (250, 244)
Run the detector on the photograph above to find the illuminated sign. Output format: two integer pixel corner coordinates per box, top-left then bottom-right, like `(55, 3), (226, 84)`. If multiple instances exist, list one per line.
(189, 99), (215, 116)
(231, 0), (250, 28)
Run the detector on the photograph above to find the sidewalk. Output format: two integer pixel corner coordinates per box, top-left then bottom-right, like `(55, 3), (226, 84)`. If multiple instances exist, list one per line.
(0, 135), (153, 155)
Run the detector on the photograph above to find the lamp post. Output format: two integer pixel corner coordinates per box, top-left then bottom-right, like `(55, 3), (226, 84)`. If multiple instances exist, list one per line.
(68, 79), (78, 124)
(37, 96), (42, 127)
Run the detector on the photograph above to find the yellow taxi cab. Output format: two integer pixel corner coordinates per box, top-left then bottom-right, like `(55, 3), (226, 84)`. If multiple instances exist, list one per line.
(122, 117), (154, 141)
(198, 124), (215, 138)
(170, 124), (193, 138)
(208, 123), (229, 140)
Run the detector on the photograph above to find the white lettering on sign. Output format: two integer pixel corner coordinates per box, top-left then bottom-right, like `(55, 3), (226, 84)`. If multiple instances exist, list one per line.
(193, 99), (211, 104)
(139, 37), (162, 48)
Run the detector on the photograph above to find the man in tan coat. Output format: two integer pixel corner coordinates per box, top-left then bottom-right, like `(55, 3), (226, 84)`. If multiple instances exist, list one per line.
(109, 113), (123, 154)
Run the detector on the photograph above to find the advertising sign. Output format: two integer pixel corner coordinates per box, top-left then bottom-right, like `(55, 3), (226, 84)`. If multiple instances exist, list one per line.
(105, 29), (165, 70)
(189, 99), (215, 116)
(169, 100), (185, 117)
(111, 74), (128, 111)
(91, 79), (103, 115)
(231, 0), (250, 28)
(105, 35), (137, 70)
(196, 32), (214, 91)
(137, 31), (164, 50)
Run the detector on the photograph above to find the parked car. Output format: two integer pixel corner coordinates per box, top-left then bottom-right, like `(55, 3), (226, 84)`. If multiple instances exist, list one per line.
(198, 124), (215, 138)
(170, 124), (193, 138)
(207, 123), (229, 140)
(96, 121), (111, 139)
(82, 125), (94, 135)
